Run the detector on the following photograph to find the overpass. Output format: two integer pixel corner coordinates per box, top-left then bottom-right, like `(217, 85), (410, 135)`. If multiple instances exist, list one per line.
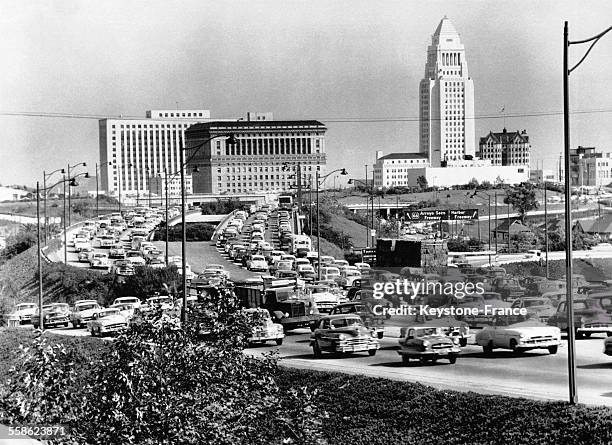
(166, 211), (227, 227)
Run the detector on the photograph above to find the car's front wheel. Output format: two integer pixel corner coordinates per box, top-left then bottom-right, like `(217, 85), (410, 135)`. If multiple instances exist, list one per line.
(483, 342), (494, 355)
(401, 355), (410, 365)
(313, 340), (322, 358)
(377, 332), (384, 339)
(368, 349), (377, 357)
(459, 338), (468, 347)
(276, 338), (283, 346)
(448, 354), (457, 364)
(548, 345), (558, 355)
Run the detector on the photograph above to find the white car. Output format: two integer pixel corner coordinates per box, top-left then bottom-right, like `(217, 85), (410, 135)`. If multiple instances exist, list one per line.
(204, 264), (230, 279)
(354, 262), (371, 272)
(146, 296), (174, 310)
(248, 255), (269, 272)
(112, 296), (142, 309)
(89, 253), (111, 269)
(12, 302), (37, 324)
(94, 234), (117, 248)
(125, 251), (146, 266)
(74, 239), (92, 252)
(70, 300), (102, 328)
(475, 315), (561, 355)
(87, 308), (129, 337)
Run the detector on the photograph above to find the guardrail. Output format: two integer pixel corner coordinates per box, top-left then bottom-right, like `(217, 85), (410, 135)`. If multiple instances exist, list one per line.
(212, 210), (238, 243)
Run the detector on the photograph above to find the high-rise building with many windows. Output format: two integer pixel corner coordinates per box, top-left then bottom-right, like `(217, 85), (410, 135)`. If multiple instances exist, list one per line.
(99, 110), (217, 198)
(419, 17), (475, 167)
(185, 120), (327, 194)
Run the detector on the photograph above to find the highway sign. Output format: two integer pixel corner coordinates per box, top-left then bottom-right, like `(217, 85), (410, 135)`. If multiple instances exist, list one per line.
(404, 209), (478, 221)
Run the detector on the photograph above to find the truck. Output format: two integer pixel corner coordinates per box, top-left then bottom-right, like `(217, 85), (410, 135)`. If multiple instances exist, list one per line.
(291, 234), (312, 257)
(234, 280), (321, 331)
(278, 195), (293, 211)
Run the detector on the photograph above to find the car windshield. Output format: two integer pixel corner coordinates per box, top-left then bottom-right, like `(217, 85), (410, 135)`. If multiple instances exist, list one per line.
(76, 304), (97, 311)
(416, 328), (441, 336)
(17, 304), (36, 309)
(277, 262), (292, 270)
(524, 299), (549, 307)
(330, 317), (363, 328)
(100, 310), (119, 318)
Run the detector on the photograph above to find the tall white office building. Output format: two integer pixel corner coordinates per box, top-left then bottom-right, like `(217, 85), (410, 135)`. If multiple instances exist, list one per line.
(419, 17), (475, 167)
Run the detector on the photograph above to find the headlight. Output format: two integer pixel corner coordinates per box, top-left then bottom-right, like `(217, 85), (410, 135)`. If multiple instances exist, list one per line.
(519, 333), (527, 339)
(422, 340), (430, 347)
(338, 334), (347, 341)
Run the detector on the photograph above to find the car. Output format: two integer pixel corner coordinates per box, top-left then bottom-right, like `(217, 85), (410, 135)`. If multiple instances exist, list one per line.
(112, 296), (142, 309)
(113, 259), (135, 276)
(11, 302), (37, 324)
(244, 308), (285, 346)
(109, 247), (126, 259)
(310, 314), (380, 357)
(328, 302), (385, 338)
(203, 264), (230, 279)
(125, 251), (146, 266)
(78, 246), (95, 263)
(476, 314), (562, 354)
(511, 297), (557, 323)
(87, 308), (129, 336)
(32, 303), (71, 329)
(70, 300), (102, 328)
(74, 239), (93, 252)
(338, 269), (362, 288)
(548, 298), (612, 338)
(319, 256), (335, 266)
(148, 258), (166, 269)
(297, 264), (316, 281)
(305, 284), (341, 313)
(89, 253), (111, 270)
(146, 296), (174, 310)
(605, 336), (612, 356)
(397, 326), (462, 365)
(248, 255), (269, 272)
(318, 266), (341, 282)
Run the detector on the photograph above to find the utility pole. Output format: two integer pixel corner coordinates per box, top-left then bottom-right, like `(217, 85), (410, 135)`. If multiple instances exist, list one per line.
(544, 182), (549, 279)
(365, 164), (369, 247)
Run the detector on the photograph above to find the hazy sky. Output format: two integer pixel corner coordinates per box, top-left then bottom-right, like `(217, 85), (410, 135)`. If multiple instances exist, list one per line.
(1, 0), (612, 187)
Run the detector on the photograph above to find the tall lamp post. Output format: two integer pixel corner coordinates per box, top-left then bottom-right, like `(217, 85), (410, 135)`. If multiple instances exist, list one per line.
(562, 21), (612, 405)
(180, 134), (237, 322)
(348, 178), (375, 246)
(316, 168), (348, 280)
(42, 167), (65, 243)
(468, 191), (492, 248)
(66, 162), (87, 226)
(37, 173), (88, 329)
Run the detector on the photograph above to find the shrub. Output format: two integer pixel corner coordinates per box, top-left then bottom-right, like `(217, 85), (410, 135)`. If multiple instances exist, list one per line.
(153, 223), (215, 241)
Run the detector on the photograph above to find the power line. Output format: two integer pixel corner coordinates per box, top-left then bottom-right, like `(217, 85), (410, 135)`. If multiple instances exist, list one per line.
(0, 107), (611, 123)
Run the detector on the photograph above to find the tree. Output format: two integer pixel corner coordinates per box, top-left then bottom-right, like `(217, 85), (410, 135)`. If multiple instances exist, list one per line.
(467, 178), (479, 189)
(417, 175), (428, 190)
(504, 182), (539, 223)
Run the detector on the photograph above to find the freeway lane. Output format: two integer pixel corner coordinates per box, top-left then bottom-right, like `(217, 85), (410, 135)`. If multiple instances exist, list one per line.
(246, 329), (612, 406)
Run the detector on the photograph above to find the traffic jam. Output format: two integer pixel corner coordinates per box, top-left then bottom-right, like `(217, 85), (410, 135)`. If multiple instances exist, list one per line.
(10, 199), (612, 366)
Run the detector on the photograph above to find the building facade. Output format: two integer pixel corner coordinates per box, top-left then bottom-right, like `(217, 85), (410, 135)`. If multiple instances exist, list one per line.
(564, 146), (612, 188)
(148, 174), (193, 201)
(372, 152), (430, 188)
(419, 17), (475, 167)
(99, 109), (217, 198)
(184, 120), (327, 194)
(478, 129), (531, 167)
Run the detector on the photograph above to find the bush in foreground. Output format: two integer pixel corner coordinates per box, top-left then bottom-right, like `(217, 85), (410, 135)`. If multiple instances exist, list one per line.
(0, 289), (326, 445)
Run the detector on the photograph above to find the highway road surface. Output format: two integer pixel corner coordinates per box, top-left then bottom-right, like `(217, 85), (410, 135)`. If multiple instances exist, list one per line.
(245, 329), (612, 407)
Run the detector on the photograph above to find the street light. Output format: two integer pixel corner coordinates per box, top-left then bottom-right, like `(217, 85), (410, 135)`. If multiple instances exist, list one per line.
(468, 191), (491, 248)
(66, 162), (87, 226)
(36, 173), (87, 330)
(180, 133), (237, 322)
(42, 167), (65, 243)
(348, 177), (375, 247)
(317, 168), (348, 280)
(562, 22), (612, 405)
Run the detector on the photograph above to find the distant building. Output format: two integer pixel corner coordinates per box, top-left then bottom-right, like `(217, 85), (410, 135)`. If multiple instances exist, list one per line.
(0, 186), (29, 201)
(98, 109), (221, 199)
(419, 17), (476, 167)
(576, 215), (612, 242)
(530, 169), (558, 183)
(148, 174), (193, 201)
(563, 146), (612, 188)
(492, 220), (533, 244)
(373, 151), (430, 188)
(185, 120), (327, 194)
(478, 128), (531, 167)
